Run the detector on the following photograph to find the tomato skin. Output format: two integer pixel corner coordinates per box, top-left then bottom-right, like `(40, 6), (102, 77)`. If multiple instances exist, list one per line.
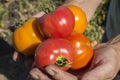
(67, 5), (87, 34)
(13, 18), (44, 56)
(35, 38), (75, 71)
(38, 6), (75, 38)
(66, 32), (93, 70)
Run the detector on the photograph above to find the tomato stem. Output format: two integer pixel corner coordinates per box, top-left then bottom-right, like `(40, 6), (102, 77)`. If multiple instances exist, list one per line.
(55, 56), (71, 67)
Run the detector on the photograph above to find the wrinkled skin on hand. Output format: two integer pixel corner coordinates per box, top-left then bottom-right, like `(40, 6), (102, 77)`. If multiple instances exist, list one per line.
(29, 43), (120, 80)
(81, 43), (120, 80)
(29, 65), (77, 80)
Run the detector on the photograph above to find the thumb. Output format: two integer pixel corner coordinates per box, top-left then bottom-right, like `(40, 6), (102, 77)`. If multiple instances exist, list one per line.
(45, 65), (77, 80)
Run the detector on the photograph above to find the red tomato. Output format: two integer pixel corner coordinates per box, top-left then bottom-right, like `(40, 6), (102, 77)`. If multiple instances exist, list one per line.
(38, 6), (75, 38)
(66, 32), (93, 70)
(35, 38), (75, 71)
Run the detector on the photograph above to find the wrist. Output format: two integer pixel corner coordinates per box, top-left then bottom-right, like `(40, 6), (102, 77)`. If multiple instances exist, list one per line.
(108, 44), (120, 70)
(64, 0), (84, 5)
(63, 0), (102, 22)
(106, 35), (120, 57)
(106, 35), (120, 70)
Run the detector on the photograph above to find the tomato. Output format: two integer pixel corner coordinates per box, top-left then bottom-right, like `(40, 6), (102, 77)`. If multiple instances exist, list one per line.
(35, 38), (75, 71)
(67, 5), (87, 34)
(38, 6), (75, 38)
(13, 18), (44, 56)
(66, 32), (93, 70)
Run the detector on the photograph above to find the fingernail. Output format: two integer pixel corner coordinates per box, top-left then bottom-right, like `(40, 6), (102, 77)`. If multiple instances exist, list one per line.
(46, 68), (55, 76)
(49, 70), (55, 76)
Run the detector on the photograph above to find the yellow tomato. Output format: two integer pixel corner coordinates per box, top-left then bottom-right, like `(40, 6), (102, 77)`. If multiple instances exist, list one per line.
(67, 5), (87, 34)
(13, 18), (44, 56)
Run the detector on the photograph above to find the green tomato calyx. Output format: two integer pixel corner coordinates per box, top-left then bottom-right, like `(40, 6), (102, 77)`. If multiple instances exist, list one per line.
(55, 56), (72, 67)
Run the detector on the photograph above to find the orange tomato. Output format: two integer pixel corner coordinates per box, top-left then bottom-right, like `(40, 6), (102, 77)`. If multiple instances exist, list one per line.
(67, 5), (87, 34)
(13, 18), (44, 56)
(66, 32), (93, 70)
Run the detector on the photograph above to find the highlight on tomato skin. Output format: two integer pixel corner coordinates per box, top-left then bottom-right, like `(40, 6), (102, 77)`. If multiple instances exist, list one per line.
(66, 32), (93, 70)
(67, 5), (87, 34)
(35, 38), (75, 71)
(38, 6), (75, 38)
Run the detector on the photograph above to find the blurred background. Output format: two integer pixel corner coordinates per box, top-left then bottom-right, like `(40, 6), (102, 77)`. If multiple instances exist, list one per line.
(0, 0), (110, 80)
(0, 0), (110, 46)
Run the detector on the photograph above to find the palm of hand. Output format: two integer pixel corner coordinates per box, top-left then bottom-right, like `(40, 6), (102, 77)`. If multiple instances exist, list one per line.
(29, 44), (120, 80)
(79, 44), (120, 80)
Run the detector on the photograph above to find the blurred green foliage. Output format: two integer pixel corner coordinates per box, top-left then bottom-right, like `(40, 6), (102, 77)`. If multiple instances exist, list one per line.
(0, 5), (8, 28)
(0, 1), (111, 80)
(84, 0), (110, 45)
(0, 0), (110, 45)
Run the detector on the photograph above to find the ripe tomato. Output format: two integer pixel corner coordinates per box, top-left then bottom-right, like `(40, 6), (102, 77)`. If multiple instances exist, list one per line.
(66, 32), (93, 70)
(35, 38), (75, 71)
(38, 6), (75, 38)
(13, 18), (44, 56)
(67, 5), (87, 34)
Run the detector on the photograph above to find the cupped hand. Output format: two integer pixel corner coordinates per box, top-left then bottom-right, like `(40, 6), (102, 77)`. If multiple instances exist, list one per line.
(29, 43), (120, 80)
(81, 43), (120, 80)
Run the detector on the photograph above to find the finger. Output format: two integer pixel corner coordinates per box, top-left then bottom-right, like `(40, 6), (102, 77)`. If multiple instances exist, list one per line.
(30, 68), (51, 80)
(45, 65), (77, 80)
(33, 11), (45, 18)
(12, 51), (23, 61)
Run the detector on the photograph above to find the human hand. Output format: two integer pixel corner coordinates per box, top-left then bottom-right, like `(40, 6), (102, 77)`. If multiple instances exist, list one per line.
(81, 43), (120, 80)
(29, 65), (77, 80)
(29, 43), (120, 80)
